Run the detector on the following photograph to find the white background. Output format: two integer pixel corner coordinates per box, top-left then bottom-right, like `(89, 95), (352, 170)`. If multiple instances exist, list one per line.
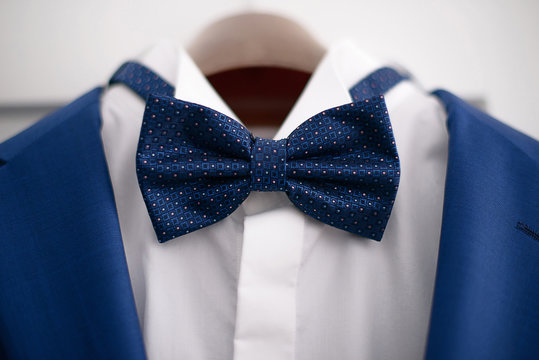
(0, 0), (537, 142)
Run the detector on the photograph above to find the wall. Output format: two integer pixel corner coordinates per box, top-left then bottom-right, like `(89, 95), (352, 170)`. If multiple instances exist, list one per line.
(0, 0), (537, 141)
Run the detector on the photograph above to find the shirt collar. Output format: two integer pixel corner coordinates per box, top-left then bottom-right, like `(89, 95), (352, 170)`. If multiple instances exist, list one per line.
(274, 39), (381, 139)
(128, 38), (410, 133)
(170, 38), (388, 140)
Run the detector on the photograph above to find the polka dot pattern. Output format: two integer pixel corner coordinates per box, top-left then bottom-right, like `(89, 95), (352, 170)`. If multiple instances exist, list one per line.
(285, 98), (399, 240)
(137, 93), (399, 242)
(136, 96), (252, 242)
(349, 67), (408, 101)
(251, 138), (287, 191)
(110, 61), (405, 242)
(109, 62), (175, 99)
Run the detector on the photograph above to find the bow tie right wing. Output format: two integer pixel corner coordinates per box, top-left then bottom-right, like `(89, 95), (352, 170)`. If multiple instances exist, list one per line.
(284, 96), (400, 241)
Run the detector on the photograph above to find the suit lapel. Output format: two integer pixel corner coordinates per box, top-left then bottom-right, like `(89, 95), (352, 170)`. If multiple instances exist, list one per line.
(425, 90), (539, 359)
(0, 88), (145, 359)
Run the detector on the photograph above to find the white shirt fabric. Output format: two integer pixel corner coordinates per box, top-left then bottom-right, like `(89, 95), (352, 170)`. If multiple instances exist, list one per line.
(100, 38), (449, 360)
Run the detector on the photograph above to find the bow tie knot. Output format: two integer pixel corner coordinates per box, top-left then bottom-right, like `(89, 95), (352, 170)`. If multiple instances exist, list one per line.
(251, 137), (287, 192)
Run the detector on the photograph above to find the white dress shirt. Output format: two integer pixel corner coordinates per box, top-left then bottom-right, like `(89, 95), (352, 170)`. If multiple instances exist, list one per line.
(100, 38), (449, 360)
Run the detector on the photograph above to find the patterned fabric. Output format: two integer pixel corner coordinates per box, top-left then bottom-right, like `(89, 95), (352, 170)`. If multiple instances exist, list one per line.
(251, 137), (288, 191)
(109, 62), (175, 99)
(109, 62), (406, 243)
(349, 67), (409, 101)
(137, 95), (399, 242)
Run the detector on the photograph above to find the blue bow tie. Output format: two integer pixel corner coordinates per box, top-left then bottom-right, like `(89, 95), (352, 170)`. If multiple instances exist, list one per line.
(136, 94), (400, 242)
(109, 62), (404, 242)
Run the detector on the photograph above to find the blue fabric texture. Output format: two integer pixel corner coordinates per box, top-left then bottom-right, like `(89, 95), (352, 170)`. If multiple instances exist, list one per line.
(0, 88), (145, 359)
(137, 94), (400, 242)
(109, 61), (175, 98)
(110, 62), (405, 242)
(425, 90), (539, 360)
(349, 66), (409, 100)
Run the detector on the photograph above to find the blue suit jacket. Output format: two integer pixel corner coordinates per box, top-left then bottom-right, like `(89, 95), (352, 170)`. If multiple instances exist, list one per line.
(0, 87), (537, 359)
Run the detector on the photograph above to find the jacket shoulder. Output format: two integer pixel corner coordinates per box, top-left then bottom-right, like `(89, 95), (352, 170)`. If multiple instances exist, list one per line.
(0, 87), (103, 162)
(433, 89), (538, 163)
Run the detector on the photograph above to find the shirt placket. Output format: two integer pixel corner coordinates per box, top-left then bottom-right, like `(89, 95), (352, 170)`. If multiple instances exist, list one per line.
(232, 203), (305, 360)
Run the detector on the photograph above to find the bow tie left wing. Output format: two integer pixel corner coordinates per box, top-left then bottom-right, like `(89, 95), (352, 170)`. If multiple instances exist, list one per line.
(137, 95), (254, 242)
